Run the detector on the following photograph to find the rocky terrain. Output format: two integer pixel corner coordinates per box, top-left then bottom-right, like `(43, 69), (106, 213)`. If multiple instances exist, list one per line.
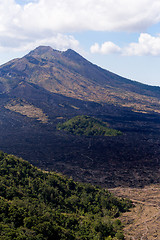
(0, 46), (160, 188)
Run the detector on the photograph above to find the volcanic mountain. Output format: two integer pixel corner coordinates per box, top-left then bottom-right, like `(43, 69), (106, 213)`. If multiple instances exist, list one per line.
(1, 46), (160, 113)
(0, 46), (160, 187)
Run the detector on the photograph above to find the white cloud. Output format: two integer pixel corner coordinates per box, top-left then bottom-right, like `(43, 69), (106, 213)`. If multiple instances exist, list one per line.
(1, 0), (160, 35)
(91, 33), (160, 56)
(90, 42), (121, 54)
(0, 0), (81, 53)
(20, 34), (79, 52)
(17, 0), (160, 32)
(0, 34), (79, 53)
(1, 0), (160, 54)
(124, 33), (160, 56)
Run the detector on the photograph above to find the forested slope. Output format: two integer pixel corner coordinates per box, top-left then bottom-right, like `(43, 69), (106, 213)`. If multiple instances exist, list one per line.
(0, 152), (132, 240)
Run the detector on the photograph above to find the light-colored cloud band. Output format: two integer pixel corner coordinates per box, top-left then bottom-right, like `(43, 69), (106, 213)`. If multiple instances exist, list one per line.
(1, 0), (160, 53)
(90, 33), (160, 56)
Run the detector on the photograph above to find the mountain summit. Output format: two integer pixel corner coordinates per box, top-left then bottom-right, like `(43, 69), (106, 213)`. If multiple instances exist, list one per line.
(0, 46), (160, 113)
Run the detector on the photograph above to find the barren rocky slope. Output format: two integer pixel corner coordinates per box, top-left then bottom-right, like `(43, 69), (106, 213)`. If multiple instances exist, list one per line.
(0, 46), (160, 113)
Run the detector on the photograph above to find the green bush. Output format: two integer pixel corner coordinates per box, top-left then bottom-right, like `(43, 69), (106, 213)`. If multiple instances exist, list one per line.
(57, 115), (122, 136)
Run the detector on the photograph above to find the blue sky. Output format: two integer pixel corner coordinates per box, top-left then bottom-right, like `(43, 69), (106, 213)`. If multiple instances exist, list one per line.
(1, 0), (160, 86)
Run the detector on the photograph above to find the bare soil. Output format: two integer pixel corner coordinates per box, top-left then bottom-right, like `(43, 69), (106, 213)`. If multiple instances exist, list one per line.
(110, 185), (160, 239)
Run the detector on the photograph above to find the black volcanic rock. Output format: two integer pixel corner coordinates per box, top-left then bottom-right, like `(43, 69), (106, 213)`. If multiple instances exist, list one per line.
(0, 46), (160, 187)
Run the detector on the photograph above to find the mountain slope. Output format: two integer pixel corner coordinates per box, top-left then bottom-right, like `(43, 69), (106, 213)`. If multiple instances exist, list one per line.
(0, 152), (132, 240)
(0, 46), (160, 188)
(0, 46), (160, 113)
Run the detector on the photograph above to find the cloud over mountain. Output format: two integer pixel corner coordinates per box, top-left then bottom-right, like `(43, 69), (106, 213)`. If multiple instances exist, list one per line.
(1, 0), (160, 53)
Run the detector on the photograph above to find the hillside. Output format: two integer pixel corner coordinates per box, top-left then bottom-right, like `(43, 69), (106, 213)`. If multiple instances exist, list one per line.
(0, 152), (132, 240)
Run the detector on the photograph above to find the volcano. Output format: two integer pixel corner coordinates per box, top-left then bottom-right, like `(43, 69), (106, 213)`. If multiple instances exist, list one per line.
(0, 46), (160, 187)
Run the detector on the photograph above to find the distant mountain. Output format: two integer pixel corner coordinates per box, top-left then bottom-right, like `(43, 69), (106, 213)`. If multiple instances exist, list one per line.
(0, 46), (160, 187)
(0, 46), (160, 114)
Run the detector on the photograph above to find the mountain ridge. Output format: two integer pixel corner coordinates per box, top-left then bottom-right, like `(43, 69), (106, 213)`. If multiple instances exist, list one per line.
(0, 46), (160, 113)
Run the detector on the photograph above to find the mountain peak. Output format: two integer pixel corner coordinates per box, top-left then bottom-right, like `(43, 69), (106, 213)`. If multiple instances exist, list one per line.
(29, 45), (53, 54)
(1, 45), (160, 114)
(27, 46), (86, 64)
(27, 46), (62, 59)
(64, 48), (78, 55)
(62, 48), (87, 63)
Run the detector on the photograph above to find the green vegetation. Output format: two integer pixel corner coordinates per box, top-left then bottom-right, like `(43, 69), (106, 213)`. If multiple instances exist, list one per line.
(57, 115), (122, 136)
(0, 152), (132, 239)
